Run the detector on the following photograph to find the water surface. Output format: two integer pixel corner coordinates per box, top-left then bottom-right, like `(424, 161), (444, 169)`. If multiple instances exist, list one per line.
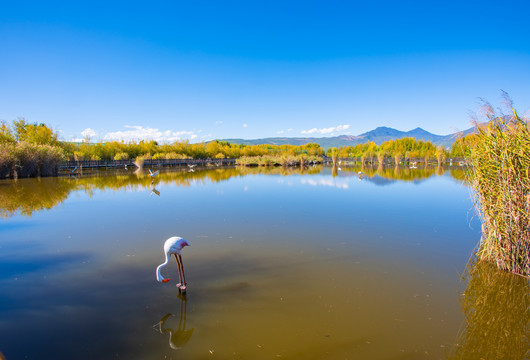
(1, 165), (514, 359)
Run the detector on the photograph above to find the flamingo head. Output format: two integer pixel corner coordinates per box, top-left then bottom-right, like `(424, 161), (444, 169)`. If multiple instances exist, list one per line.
(177, 239), (191, 251)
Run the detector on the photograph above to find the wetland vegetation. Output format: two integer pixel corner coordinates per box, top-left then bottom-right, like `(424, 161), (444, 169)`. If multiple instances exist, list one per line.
(1, 118), (471, 180)
(467, 100), (530, 276)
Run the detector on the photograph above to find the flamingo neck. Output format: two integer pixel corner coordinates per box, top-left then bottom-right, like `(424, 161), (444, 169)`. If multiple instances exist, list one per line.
(156, 251), (171, 282)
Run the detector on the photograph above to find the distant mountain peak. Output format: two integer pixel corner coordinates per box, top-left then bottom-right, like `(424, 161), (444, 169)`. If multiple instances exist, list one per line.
(220, 124), (476, 149)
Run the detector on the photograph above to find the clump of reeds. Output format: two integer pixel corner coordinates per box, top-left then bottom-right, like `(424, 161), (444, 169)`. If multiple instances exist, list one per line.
(331, 148), (339, 166)
(13, 141), (65, 178)
(436, 146), (446, 166)
(393, 152), (402, 166)
(377, 150), (386, 166)
(0, 143), (16, 178)
(37, 144), (65, 177)
(468, 99), (530, 276)
(14, 141), (40, 177)
(5, 142), (66, 178)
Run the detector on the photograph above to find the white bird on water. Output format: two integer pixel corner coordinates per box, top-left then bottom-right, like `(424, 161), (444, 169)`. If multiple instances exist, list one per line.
(156, 237), (190, 292)
(149, 169), (160, 178)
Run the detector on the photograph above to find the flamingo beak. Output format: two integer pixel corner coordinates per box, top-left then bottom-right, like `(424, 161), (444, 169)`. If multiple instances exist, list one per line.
(162, 279), (170, 283)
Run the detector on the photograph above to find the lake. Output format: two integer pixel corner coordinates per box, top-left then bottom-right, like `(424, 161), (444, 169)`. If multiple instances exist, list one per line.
(0, 165), (526, 359)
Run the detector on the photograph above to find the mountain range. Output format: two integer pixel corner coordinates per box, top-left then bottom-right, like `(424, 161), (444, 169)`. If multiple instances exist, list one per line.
(221, 125), (476, 149)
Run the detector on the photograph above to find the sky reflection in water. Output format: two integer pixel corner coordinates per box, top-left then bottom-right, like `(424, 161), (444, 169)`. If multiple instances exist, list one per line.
(0, 166), (503, 359)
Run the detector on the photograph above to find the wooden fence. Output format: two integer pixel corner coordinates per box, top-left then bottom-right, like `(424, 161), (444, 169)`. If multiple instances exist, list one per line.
(59, 158), (237, 170)
(59, 156), (468, 170)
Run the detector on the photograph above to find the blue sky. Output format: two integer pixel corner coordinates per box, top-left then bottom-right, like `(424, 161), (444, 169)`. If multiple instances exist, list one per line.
(1, 0), (529, 143)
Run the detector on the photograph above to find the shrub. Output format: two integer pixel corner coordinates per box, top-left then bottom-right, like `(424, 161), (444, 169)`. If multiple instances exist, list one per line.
(14, 142), (40, 177)
(114, 152), (129, 160)
(38, 144), (65, 177)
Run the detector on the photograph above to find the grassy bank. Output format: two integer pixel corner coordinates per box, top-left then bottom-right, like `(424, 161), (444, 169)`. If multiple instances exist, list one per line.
(468, 101), (530, 276)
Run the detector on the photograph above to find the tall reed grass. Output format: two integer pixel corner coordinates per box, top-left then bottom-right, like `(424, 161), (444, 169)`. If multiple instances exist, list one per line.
(0, 143), (16, 178)
(331, 147), (339, 166)
(0, 142), (65, 178)
(469, 105), (530, 276)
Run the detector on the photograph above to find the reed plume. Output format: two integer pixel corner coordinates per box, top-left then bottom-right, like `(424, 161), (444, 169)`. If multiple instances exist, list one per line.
(469, 99), (530, 276)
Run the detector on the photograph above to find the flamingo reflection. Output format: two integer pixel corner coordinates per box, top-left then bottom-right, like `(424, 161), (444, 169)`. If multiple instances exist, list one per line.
(153, 294), (194, 350)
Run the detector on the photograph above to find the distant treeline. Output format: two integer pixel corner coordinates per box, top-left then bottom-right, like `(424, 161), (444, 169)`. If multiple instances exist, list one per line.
(1, 118), (476, 178)
(326, 136), (470, 164)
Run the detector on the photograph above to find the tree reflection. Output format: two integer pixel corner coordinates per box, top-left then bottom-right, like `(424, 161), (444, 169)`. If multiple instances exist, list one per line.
(0, 166), (467, 217)
(448, 260), (530, 360)
(153, 293), (194, 350)
(339, 164), (449, 183)
(0, 177), (77, 217)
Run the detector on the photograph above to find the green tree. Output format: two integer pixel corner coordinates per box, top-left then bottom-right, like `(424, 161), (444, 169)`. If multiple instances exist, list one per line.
(0, 122), (15, 144)
(13, 118), (59, 145)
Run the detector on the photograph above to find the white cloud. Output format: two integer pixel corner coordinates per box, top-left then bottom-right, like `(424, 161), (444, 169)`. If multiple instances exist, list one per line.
(301, 124), (350, 135)
(243, 123), (248, 128)
(81, 128), (97, 138)
(277, 128), (294, 135)
(103, 125), (197, 143)
(215, 121), (223, 125)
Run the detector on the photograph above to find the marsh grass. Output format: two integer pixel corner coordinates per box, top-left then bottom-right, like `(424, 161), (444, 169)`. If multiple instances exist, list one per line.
(331, 147), (339, 166)
(0, 142), (65, 178)
(0, 143), (16, 178)
(37, 144), (65, 177)
(393, 152), (402, 165)
(469, 104), (530, 276)
(377, 151), (386, 166)
(436, 146), (446, 166)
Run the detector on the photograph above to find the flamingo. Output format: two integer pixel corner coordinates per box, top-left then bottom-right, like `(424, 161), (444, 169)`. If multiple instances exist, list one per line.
(156, 237), (190, 291)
